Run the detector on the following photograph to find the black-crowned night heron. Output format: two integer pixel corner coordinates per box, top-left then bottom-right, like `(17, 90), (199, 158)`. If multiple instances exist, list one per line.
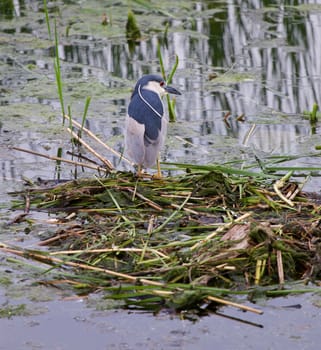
(125, 74), (181, 177)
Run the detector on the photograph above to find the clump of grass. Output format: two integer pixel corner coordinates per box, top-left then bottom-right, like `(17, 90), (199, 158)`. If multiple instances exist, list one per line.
(126, 10), (141, 42)
(8, 3), (321, 318)
(304, 103), (321, 135)
(0, 304), (27, 319)
(304, 103), (319, 123)
(6, 121), (321, 315)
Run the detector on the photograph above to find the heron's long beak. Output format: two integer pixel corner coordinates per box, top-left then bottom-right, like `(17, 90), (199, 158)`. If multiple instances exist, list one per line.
(164, 85), (181, 95)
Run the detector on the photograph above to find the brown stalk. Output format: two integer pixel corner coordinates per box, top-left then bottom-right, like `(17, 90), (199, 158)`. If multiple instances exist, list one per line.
(0, 245), (165, 287)
(276, 250), (284, 286)
(0, 244), (263, 315)
(123, 187), (163, 211)
(66, 127), (113, 170)
(64, 114), (133, 166)
(49, 247), (169, 259)
(11, 146), (110, 174)
(207, 295), (263, 315)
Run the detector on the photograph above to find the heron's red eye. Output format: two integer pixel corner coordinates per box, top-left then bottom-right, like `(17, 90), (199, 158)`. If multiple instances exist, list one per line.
(160, 81), (165, 87)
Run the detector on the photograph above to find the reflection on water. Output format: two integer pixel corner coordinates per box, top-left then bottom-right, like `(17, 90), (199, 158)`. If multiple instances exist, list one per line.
(1, 4), (321, 349)
(53, 1), (320, 144)
(1, 0), (321, 182)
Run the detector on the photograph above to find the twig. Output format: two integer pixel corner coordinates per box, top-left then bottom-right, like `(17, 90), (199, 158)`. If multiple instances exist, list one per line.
(276, 250), (284, 286)
(67, 127), (113, 170)
(49, 247), (169, 259)
(207, 295), (263, 315)
(24, 193), (30, 213)
(171, 203), (199, 215)
(124, 187), (163, 211)
(38, 233), (73, 246)
(255, 259), (266, 285)
(152, 290), (263, 315)
(242, 124), (256, 146)
(11, 146), (110, 174)
(64, 114), (133, 166)
(273, 172), (294, 207)
(0, 245), (165, 287)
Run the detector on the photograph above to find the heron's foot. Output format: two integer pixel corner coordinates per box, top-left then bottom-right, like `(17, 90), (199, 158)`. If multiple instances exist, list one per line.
(133, 165), (152, 179)
(153, 158), (163, 179)
(152, 172), (163, 180)
(136, 165), (143, 177)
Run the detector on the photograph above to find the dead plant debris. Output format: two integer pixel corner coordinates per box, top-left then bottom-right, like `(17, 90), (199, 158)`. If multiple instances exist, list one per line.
(3, 116), (321, 316)
(3, 167), (321, 315)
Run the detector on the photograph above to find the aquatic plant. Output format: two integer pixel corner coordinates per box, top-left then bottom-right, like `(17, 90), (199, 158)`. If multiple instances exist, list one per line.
(157, 44), (179, 122)
(6, 118), (321, 317)
(126, 9), (141, 42)
(5, 0), (320, 320)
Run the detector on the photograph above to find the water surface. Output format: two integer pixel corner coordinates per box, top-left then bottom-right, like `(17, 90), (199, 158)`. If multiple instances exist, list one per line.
(1, 1), (321, 349)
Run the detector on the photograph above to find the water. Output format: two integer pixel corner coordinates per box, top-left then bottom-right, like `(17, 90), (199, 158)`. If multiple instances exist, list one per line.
(0, 295), (320, 350)
(1, 0), (321, 349)
(1, 1), (321, 183)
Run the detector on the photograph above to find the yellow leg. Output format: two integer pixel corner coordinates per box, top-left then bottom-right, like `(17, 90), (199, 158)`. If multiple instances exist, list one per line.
(137, 164), (143, 177)
(156, 157), (162, 178)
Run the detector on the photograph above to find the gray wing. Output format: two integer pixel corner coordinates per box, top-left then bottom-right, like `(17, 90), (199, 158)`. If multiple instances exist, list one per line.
(125, 115), (145, 166)
(144, 116), (168, 167)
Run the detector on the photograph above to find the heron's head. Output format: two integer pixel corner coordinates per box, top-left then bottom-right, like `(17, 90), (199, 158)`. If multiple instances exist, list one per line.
(132, 74), (181, 98)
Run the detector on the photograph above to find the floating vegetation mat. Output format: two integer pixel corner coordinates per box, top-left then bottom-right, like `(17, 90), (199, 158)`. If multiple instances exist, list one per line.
(4, 165), (321, 316)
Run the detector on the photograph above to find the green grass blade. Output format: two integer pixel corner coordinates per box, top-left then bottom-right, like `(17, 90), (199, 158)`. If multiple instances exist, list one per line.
(167, 54), (179, 85)
(55, 147), (62, 181)
(43, 0), (51, 39)
(80, 96), (92, 134)
(54, 19), (65, 121)
(157, 45), (179, 122)
(157, 43), (166, 80)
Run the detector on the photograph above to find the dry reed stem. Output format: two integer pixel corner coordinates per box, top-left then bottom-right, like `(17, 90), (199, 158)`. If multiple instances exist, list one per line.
(65, 114), (133, 166)
(0, 245), (165, 287)
(11, 146), (109, 174)
(152, 290), (263, 315)
(0, 243), (263, 315)
(207, 296), (263, 315)
(67, 127), (113, 170)
(276, 250), (284, 286)
(242, 124), (256, 146)
(255, 259), (266, 285)
(123, 187), (163, 211)
(171, 203), (199, 215)
(49, 247), (169, 259)
(273, 180), (294, 207)
(147, 216), (155, 234)
(38, 233), (74, 246)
